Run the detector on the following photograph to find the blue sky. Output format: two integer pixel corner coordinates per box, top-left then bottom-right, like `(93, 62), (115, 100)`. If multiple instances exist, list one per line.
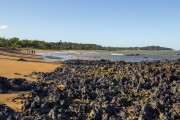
(0, 0), (180, 49)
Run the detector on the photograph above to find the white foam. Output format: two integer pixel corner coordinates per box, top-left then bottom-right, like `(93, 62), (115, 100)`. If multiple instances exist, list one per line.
(111, 53), (124, 56)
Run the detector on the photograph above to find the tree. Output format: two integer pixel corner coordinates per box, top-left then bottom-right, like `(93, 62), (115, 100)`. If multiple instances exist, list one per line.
(0, 37), (8, 47)
(8, 37), (20, 48)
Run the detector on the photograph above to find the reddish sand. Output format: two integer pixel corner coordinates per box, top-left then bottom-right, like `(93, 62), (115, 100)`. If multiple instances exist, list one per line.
(0, 48), (60, 81)
(0, 48), (60, 111)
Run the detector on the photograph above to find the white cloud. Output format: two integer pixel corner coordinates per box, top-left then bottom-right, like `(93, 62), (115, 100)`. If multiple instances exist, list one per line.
(0, 25), (8, 30)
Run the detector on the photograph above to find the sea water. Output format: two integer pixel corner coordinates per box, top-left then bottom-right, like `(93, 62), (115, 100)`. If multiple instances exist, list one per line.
(37, 50), (180, 62)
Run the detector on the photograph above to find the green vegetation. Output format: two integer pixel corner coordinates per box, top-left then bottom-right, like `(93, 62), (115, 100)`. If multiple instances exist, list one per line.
(0, 37), (173, 50)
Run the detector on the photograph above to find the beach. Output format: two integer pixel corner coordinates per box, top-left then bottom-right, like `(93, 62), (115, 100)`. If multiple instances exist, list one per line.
(0, 48), (60, 112)
(0, 48), (60, 80)
(0, 48), (179, 119)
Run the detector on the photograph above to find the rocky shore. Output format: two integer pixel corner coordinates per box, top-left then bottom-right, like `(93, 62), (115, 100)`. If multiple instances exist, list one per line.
(0, 59), (180, 120)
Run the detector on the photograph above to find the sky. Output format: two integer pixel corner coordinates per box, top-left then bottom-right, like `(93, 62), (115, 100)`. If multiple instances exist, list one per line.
(0, 0), (180, 50)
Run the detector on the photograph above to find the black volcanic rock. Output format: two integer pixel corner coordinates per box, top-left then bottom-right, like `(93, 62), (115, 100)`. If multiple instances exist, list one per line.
(0, 59), (180, 119)
(141, 103), (159, 120)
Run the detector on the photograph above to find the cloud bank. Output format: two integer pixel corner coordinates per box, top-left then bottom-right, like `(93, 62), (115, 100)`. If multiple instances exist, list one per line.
(0, 25), (8, 30)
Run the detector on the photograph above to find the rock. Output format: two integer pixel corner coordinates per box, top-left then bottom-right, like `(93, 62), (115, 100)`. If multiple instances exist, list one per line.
(48, 107), (58, 120)
(141, 103), (159, 120)
(22, 99), (31, 111)
(40, 102), (51, 114)
(0, 59), (179, 119)
(6, 115), (17, 120)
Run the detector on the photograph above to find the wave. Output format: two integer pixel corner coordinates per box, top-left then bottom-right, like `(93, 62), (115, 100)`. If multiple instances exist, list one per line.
(111, 53), (124, 56)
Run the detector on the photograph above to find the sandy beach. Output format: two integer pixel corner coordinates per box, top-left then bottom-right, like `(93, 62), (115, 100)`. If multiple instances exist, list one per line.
(0, 48), (60, 80)
(0, 48), (60, 112)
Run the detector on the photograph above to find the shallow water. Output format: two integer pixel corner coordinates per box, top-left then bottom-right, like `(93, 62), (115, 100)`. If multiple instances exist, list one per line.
(37, 50), (180, 62)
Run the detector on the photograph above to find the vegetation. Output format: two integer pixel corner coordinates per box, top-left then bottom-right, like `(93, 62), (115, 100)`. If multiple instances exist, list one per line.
(0, 37), (173, 50)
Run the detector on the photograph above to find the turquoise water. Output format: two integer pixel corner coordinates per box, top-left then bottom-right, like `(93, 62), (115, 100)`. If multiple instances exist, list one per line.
(37, 50), (180, 62)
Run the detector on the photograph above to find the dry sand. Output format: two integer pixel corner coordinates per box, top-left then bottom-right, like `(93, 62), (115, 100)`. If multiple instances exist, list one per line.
(0, 48), (60, 111)
(0, 48), (60, 81)
(0, 91), (30, 112)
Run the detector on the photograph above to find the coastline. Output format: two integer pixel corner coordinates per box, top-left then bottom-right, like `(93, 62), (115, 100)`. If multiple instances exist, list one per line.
(0, 48), (179, 119)
(37, 49), (180, 62)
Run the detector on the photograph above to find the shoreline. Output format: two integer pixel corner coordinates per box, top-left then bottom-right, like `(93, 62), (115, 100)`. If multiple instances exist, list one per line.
(37, 49), (180, 62)
(0, 48), (179, 119)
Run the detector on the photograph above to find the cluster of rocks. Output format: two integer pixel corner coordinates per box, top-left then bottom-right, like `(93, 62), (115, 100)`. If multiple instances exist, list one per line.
(0, 59), (180, 119)
(0, 104), (17, 120)
(0, 77), (33, 94)
(126, 54), (145, 56)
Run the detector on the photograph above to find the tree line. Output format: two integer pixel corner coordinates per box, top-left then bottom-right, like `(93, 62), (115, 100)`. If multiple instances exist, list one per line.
(0, 37), (173, 50)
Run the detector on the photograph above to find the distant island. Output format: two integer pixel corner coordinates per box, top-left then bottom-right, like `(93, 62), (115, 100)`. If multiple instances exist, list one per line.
(0, 37), (173, 50)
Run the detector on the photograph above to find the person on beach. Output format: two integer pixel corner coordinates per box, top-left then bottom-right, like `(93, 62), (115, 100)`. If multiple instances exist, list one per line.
(32, 50), (35, 54)
(27, 49), (29, 54)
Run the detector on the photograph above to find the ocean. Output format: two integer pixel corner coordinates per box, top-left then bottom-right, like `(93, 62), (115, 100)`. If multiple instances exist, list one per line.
(37, 50), (180, 62)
